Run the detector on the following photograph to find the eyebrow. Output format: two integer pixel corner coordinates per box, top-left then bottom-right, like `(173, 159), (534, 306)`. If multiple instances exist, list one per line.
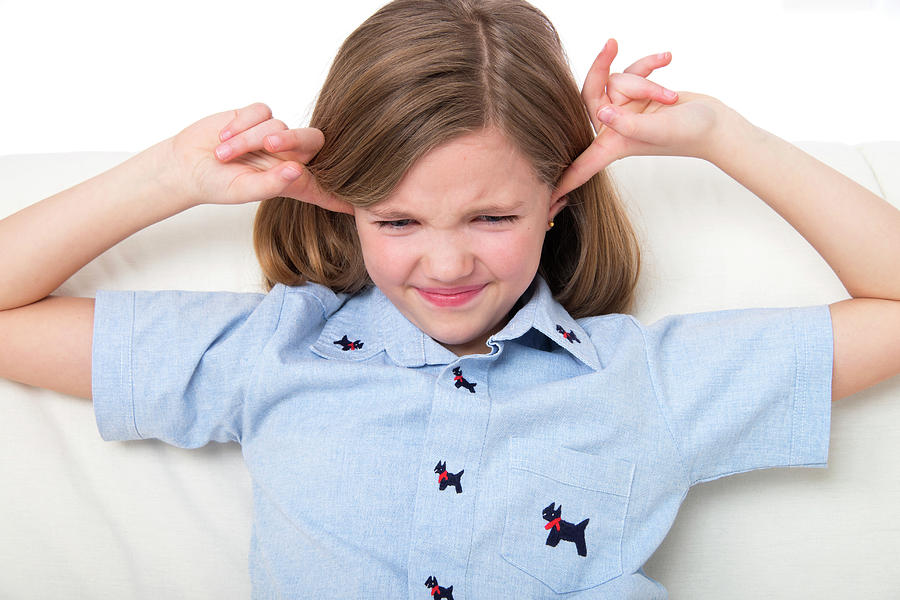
(367, 206), (414, 220)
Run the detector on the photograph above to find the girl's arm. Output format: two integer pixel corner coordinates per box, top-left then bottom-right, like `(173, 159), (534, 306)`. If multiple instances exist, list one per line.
(555, 43), (900, 402)
(0, 144), (192, 311)
(0, 143), (193, 399)
(0, 104), (342, 399)
(700, 107), (900, 402)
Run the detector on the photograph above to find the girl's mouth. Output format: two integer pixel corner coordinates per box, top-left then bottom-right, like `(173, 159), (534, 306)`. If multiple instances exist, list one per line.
(416, 284), (486, 308)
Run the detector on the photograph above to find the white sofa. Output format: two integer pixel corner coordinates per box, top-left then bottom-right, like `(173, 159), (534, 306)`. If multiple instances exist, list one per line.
(1, 144), (898, 598)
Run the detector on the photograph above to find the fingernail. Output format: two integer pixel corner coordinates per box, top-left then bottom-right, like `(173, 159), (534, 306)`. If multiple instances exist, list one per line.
(215, 144), (231, 160)
(281, 166), (302, 181)
(657, 52), (670, 60)
(265, 135), (280, 150)
(663, 89), (678, 100)
(220, 130), (233, 142)
(598, 106), (615, 122)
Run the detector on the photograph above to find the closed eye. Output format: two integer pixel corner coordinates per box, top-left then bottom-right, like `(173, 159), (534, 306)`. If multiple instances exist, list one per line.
(374, 215), (518, 229)
(376, 219), (414, 229)
(477, 215), (518, 224)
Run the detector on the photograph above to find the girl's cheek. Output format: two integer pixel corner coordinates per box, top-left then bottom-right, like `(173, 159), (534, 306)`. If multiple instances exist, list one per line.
(361, 231), (419, 277)
(484, 229), (541, 269)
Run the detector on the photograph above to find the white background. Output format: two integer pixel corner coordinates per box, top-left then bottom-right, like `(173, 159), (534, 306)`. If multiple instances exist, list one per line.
(0, 0), (897, 156)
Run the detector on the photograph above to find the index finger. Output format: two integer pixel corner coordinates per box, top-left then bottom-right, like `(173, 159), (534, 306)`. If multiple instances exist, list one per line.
(623, 51), (673, 78)
(552, 139), (617, 202)
(282, 167), (355, 215)
(582, 38), (618, 133)
(264, 127), (326, 164)
(219, 102), (273, 142)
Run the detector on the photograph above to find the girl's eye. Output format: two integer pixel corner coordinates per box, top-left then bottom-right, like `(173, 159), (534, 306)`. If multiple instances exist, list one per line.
(478, 215), (518, 224)
(375, 216), (517, 228)
(376, 219), (413, 229)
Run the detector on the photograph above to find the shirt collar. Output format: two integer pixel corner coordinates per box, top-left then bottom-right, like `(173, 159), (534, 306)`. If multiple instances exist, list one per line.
(310, 285), (457, 366)
(310, 276), (601, 371)
(489, 277), (602, 371)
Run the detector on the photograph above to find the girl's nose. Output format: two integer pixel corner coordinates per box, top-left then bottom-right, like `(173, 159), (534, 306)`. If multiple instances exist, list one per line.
(421, 235), (475, 282)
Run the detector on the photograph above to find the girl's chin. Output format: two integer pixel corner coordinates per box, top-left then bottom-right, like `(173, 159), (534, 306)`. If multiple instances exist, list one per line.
(423, 323), (499, 355)
(437, 337), (492, 356)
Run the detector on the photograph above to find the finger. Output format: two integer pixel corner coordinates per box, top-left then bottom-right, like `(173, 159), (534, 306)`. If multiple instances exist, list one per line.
(219, 102), (274, 142)
(582, 38), (618, 132)
(282, 169), (355, 215)
(263, 127), (326, 164)
(224, 161), (353, 213)
(215, 118), (288, 162)
(596, 105), (669, 146)
(623, 51), (672, 78)
(552, 140), (618, 201)
(607, 72), (678, 106)
(225, 160), (308, 203)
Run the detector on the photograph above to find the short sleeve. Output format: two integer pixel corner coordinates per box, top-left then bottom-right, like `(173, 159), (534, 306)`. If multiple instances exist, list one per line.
(639, 305), (833, 485)
(91, 286), (287, 448)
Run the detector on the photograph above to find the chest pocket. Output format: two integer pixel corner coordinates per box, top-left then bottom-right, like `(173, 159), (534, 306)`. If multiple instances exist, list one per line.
(500, 437), (634, 593)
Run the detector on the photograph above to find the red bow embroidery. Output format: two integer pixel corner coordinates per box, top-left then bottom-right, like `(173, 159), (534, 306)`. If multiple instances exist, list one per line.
(545, 517), (562, 531)
(431, 586), (441, 596)
(438, 471), (448, 482)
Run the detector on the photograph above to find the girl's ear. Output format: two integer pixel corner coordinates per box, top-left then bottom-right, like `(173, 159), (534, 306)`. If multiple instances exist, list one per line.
(549, 195), (568, 220)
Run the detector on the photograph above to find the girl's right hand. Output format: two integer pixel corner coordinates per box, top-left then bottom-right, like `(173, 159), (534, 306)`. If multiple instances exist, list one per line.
(168, 103), (353, 214)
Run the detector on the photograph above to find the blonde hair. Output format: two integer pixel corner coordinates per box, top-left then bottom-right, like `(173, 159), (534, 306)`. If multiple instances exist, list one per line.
(254, 0), (640, 317)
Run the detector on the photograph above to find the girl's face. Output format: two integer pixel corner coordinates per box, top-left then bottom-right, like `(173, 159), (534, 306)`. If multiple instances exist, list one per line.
(354, 128), (566, 355)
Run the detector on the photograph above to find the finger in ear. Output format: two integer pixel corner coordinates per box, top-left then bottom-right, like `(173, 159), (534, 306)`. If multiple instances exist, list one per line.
(550, 194), (568, 218)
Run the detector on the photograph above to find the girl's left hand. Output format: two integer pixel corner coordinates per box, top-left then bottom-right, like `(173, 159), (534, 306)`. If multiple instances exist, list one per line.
(554, 39), (728, 200)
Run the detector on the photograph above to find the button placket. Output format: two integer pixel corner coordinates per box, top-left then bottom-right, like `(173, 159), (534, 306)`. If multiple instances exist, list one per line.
(407, 359), (493, 599)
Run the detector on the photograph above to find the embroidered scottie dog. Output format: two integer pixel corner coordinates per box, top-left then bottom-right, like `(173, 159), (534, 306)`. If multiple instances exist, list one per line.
(451, 367), (476, 393)
(333, 335), (364, 351)
(543, 502), (589, 557)
(434, 461), (464, 494)
(425, 576), (454, 599)
(555, 325), (581, 344)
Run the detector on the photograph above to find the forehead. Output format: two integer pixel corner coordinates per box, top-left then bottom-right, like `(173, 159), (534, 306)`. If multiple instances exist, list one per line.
(373, 128), (548, 214)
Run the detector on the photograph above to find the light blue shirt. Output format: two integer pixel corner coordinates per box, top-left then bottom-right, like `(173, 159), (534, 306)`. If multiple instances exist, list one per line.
(92, 277), (832, 599)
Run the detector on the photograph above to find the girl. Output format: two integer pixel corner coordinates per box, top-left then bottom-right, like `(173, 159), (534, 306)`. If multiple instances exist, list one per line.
(1, 0), (899, 597)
